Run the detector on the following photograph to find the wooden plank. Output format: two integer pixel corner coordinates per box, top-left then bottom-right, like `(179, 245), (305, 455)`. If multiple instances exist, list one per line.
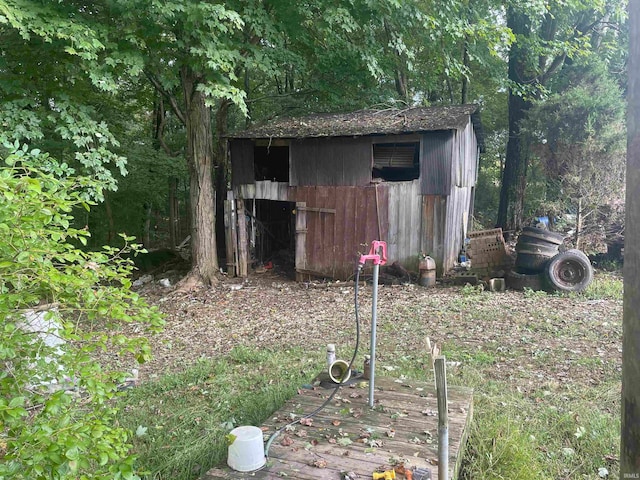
(201, 376), (471, 480)
(333, 189), (347, 279)
(295, 202), (307, 279)
(237, 198), (248, 277)
(435, 358), (448, 480)
(224, 197), (236, 276)
(297, 207), (337, 214)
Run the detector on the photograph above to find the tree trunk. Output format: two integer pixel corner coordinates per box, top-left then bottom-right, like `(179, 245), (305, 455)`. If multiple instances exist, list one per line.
(143, 202), (153, 247)
(497, 8), (532, 232)
(104, 195), (115, 244)
(574, 197), (583, 250)
(461, 37), (469, 104)
(182, 66), (218, 284)
(169, 176), (179, 248)
(214, 100), (231, 264)
(621, 1), (640, 475)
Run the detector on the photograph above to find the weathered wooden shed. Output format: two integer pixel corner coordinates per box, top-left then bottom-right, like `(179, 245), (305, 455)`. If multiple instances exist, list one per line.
(225, 105), (482, 280)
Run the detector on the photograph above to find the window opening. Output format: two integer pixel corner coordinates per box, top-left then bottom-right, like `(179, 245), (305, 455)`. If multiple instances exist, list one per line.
(254, 145), (289, 182)
(372, 142), (420, 181)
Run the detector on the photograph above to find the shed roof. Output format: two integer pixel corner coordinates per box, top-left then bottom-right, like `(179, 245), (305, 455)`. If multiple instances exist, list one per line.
(229, 104), (480, 139)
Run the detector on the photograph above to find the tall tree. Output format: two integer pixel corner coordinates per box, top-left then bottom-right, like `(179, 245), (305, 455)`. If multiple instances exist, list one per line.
(497, 0), (625, 231)
(525, 60), (626, 248)
(109, 0), (247, 285)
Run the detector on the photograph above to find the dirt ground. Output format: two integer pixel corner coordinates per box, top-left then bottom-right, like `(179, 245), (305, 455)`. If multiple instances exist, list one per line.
(102, 270), (623, 397)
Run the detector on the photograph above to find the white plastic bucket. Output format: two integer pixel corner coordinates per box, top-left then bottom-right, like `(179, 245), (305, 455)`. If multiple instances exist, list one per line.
(227, 426), (266, 472)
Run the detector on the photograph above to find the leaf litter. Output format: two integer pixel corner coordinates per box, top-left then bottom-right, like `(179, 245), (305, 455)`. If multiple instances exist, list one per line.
(98, 271), (622, 397)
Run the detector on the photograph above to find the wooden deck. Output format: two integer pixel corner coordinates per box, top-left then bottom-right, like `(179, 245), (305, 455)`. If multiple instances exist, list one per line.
(202, 376), (473, 480)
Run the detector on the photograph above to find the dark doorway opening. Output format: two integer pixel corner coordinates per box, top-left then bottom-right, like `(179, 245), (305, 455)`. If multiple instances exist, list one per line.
(254, 146), (289, 182)
(251, 200), (296, 275)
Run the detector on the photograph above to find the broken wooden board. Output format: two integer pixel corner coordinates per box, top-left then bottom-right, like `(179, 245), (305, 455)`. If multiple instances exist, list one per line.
(201, 376), (473, 480)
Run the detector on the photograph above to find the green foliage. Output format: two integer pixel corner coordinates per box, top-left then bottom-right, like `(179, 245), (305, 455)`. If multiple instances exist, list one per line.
(116, 346), (320, 479)
(524, 59), (626, 237)
(463, 396), (547, 480)
(0, 2), (130, 202)
(580, 272), (623, 300)
(0, 145), (164, 479)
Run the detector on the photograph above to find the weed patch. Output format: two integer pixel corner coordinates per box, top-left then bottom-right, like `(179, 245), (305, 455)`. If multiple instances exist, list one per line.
(117, 346), (321, 480)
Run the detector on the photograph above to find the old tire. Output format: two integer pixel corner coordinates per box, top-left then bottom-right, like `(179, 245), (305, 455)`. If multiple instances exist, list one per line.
(521, 226), (565, 246)
(564, 248), (589, 262)
(545, 251), (594, 293)
(515, 242), (560, 256)
(505, 270), (544, 291)
(515, 252), (552, 272)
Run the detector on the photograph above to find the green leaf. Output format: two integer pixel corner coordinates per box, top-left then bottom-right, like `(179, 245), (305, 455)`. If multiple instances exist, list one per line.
(65, 446), (80, 461)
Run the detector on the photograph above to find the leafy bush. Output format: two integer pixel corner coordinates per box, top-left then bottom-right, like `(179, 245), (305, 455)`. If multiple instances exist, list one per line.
(0, 144), (164, 479)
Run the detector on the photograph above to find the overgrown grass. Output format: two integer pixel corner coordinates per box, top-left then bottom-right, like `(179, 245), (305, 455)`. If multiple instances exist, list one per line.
(116, 346), (322, 479)
(581, 271), (623, 300)
(117, 272), (623, 480)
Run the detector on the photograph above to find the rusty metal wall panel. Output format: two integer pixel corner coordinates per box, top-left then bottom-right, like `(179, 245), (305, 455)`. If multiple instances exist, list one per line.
(291, 185), (388, 279)
(290, 137), (371, 187)
(230, 140), (254, 187)
(387, 180), (422, 270)
(420, 131), (453, 195)
(420, 195), (447, 274)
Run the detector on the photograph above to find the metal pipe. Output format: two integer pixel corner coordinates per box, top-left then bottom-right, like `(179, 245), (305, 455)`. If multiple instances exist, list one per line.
(368, 263), (379, 408)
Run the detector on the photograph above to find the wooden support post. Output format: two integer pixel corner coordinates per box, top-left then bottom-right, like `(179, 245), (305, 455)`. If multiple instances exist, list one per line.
(224, 198), (235, 276)
(237, 198), (248, 277)
(295, 202), (307, 281)
(622, 2), (640, 475)
(435, 356), (448, 480)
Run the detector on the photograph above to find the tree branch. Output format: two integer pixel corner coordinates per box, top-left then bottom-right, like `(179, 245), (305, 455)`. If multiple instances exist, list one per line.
(145, 70), (186, 126)
(539, 52), (567, 86)
(155, 97), (181, 157)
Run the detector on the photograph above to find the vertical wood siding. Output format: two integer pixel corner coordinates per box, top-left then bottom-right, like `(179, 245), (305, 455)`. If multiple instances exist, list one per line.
(230, 139), (254, 187)
(420, 195), (448, 274)
(442, 185), (473, 272)
(290, 137), (372, 187)
(290, 185), (388, 279)
(420, 131), (453, 195)
(386, 180), (422, 270)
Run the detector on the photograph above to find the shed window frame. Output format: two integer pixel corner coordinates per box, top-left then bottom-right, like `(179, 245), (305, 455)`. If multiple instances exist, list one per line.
(372, 140), (420, 182)
(253, 139), (290, 182)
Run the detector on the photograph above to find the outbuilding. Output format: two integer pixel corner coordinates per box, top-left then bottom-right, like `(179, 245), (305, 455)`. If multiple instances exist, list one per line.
(225, 105), (482, 280)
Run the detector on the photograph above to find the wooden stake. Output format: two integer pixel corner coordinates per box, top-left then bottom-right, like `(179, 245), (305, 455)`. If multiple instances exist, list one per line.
(435, 356), (448, 480)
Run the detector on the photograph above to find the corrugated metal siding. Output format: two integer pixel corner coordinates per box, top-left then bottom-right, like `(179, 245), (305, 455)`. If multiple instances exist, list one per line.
(290, 137), (372, 187)
(420, 131), (453, 195)
(420, 195), (447, 273)
(291, 185), (388, 279)
(452, 119), (478, 188)
(230, 140), (254, 187)
(442, 185), (473, 272)
(387, 180), (422, 270)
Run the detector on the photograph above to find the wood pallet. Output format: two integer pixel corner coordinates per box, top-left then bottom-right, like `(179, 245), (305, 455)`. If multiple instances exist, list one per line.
(202, 376), (473, 480)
